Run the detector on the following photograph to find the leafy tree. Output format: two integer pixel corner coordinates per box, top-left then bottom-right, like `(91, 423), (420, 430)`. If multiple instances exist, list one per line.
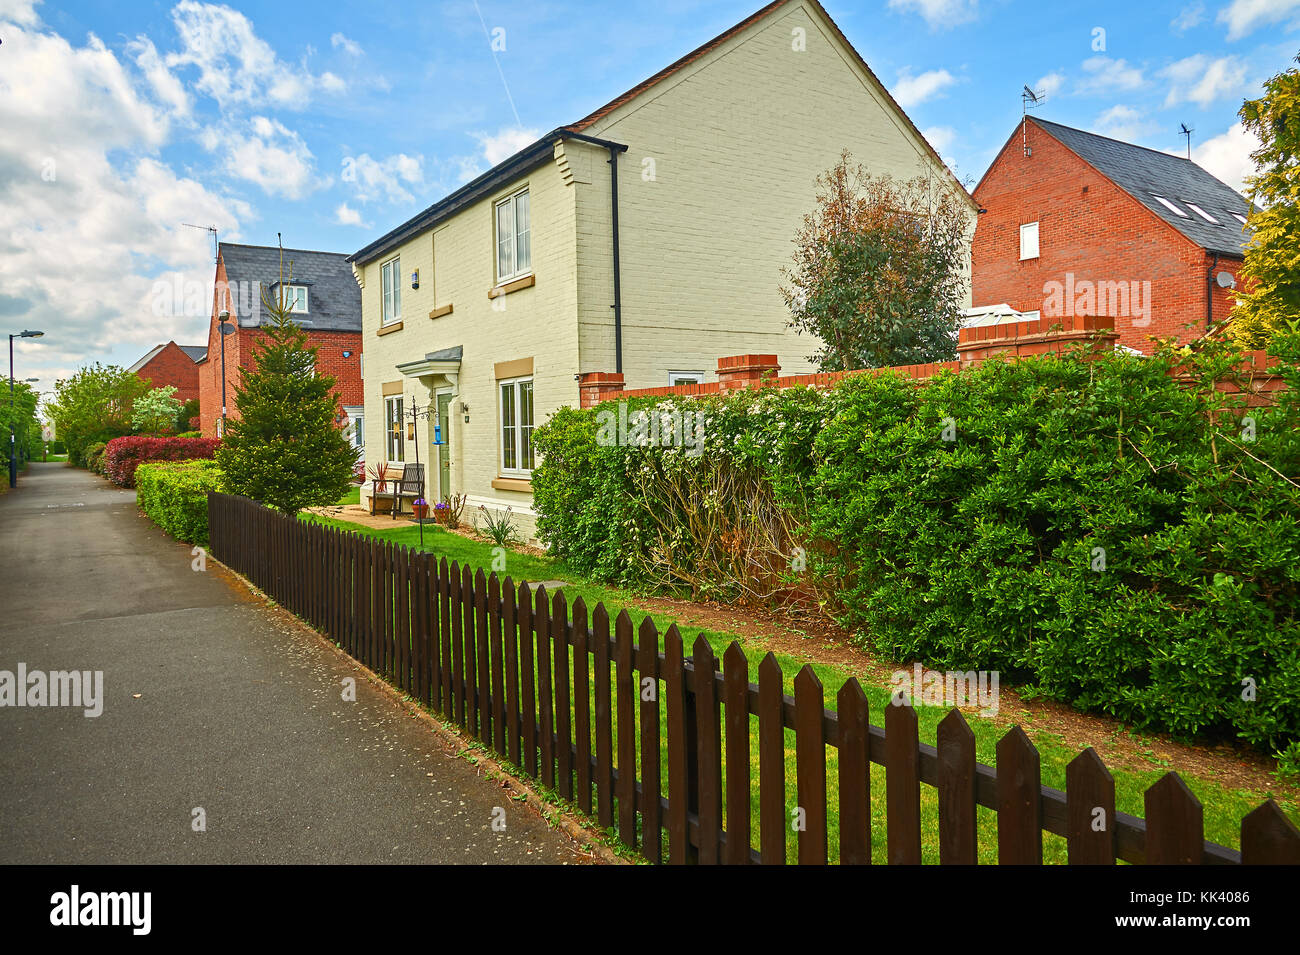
(1, 381), (41, 474)
(131, 385), (184, 435)
(781, 150), (974, 371)
(1230, 55), (1300, 348)
(48, 363), (149, 466)
(176, 397), (200, 432)
(215, 285), (355, 515)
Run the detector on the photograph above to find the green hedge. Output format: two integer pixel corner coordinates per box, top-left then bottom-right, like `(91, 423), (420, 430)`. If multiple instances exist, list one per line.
(532, 335), (1300, 752)
(135, 460), (223, 545)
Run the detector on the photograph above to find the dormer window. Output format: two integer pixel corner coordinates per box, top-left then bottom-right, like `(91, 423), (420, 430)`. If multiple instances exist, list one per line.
(282, 285), (308, 312)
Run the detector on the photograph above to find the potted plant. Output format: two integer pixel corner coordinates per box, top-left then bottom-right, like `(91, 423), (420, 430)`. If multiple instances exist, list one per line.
(366, 462), (390, 493)
(412, 497), (430, 520)
(432, 500), (451, 525)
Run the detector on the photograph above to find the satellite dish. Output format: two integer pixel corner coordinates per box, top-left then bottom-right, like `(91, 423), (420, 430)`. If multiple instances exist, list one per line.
(1216, 271), (1236, 289)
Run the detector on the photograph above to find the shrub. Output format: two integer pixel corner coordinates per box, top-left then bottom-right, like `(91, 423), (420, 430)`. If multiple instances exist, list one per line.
(532, 336), (1300, 752)
(175, 430), (202, 439)
(102, 436), (220, 488)
(84, 442), (108, 474)
(135, 460), (223, 545)
(48, 439), (66, 454)
(476, 504), (520, 547)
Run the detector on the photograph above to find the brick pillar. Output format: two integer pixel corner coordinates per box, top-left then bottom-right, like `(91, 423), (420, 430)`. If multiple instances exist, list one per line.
(716, 354), (780, 391)
(578, 372), (625, 408)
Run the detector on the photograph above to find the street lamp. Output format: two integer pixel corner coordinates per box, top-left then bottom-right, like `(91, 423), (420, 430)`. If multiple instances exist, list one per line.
(218, 308), (234, 437)
(8, 329), (44, 488)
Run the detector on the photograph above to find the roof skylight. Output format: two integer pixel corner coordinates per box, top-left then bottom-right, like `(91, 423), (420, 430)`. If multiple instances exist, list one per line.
(1150, 194), (1189, 217)
(1185, 202), (1219, 224)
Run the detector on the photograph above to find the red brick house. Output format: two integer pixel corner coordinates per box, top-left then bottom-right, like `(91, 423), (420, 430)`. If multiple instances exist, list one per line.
(971, 117), (1254, 353)
(197, 242), (364, 442)
(128, 341), (206, 405)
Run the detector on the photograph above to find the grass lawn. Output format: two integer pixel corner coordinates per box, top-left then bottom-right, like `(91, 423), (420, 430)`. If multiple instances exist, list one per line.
(335, 485), (360, 506)
(302, 512), (1300, 863)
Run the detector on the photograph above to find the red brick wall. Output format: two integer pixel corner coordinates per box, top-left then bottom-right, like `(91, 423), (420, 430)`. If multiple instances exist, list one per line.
(135, 341), (200, 405)
(972, 120), (1242, 353)
(198, 254), (363, 436)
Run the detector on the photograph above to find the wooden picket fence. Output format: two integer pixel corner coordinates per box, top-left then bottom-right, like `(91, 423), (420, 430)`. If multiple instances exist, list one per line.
(207, 492), (1300, 865)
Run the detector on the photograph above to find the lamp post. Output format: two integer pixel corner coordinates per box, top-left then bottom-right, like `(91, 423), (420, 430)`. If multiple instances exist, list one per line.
(8, 329), (44, 488)
(218, 309), (232, 437)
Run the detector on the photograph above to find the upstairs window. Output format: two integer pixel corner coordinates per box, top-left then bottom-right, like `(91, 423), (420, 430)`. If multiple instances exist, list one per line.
(495, 188), (531, 283)
(381, 257), (402, 325)
(1019, 222), (1040, 261)
(281, 285), (308, 312)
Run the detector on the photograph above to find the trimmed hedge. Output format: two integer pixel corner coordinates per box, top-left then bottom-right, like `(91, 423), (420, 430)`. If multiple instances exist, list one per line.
(84, 442), (108, 474)
(136, 460), (223, 545)
(532, 335), (1300, 753)
(103, 436), (220, 488)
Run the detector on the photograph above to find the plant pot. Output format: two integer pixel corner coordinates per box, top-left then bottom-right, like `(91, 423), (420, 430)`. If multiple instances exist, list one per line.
(433, 509), (451, 525)
(412, 503), (430, 520)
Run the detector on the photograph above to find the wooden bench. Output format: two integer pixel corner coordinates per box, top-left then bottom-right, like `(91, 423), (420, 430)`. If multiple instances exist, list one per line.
(368, 464), (425, 518)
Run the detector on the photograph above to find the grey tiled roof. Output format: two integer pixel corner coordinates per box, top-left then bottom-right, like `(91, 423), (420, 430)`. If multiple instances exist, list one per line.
(178, 344), (207, 362)
(218, 242), (362, 332)
(1034, 119), (1254, 256)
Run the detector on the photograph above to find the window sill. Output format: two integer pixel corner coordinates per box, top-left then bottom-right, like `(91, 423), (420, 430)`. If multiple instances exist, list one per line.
(429, 304), (454, 320)
(377, 321), (404, 336)
(488, 274), (535, 299)
(491, 476), (533, 492)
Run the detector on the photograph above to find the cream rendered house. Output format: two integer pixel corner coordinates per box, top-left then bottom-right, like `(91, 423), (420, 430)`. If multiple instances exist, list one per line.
(351, 0), (973, 535)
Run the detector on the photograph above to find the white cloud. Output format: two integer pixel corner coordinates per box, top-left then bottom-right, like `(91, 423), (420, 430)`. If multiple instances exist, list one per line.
(1171, 2), (1207, 32)
(1189, 122), (1262, 196)
(887, 0), (979, 29)
(205, 115), (323, 199)
(1078, 56), (1145, 93)
(334, 202), (368, 227)
(1094, 105), (1157, 141)
(474, 126), (541, 166)
(164, 0), (344, 109)
(0, 0), (40, 26)
(0, 17), (248, 387)
(1035, 71), (1066, 100)
(891, 68), (958, 108)
(1160, 54), (1248, 106)
(330, 32), (363, 57)
(127, 35), (191, 119)
(342, 152), (425, 204)
(1217, 0), (1300, 41)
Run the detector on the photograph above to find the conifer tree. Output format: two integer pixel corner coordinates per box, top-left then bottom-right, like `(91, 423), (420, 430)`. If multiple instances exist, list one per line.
(215, 279), (355, 514)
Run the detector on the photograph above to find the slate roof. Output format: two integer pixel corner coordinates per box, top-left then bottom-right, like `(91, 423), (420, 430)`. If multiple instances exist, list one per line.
(1032, 118), (1254, 257)
(128, 341), (207, 372)
(219, 242), (361, 332)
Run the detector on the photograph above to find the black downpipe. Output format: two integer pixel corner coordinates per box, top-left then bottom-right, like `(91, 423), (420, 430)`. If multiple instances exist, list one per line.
(560, 130), (628, 374)
(1208, 252), (1219, 331)
(609, 148), (623, 374)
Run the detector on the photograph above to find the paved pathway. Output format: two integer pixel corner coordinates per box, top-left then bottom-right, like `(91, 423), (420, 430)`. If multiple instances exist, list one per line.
(0, 463), (584, 864)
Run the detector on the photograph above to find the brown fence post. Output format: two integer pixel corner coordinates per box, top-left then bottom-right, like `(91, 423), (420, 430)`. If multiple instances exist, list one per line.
(1144, 772), (1203, 865)
(593, 604), (614, 829)
(637, 616), (662, 863)
(793, 665), (827, 865)
(534, 585), (553, 786)
(722, 643), (751, 865)
(937, 708), (977, 865)
(837, 678), (871, 865)
(1241, 799), (1300, 864)
(552, 590), (573, 802)
(614, 610), (636, 849)
(758, 652), (785, 865)
(663, 624), (688, 864)
(885, 701), (922, 864)
(572, 596), (593, 816)
(1066, 747), (1116, 865)
(996, 725), (1042, 864)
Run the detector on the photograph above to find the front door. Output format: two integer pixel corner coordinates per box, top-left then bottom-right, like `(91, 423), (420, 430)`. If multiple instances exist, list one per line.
(436, 391), (452, 501)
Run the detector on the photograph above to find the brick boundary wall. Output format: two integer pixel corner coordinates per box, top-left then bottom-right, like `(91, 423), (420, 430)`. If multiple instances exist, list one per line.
(579, 315), (1285, 407)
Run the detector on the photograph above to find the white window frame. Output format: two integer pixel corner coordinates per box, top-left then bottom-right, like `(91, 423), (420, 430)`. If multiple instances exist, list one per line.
(1231, 212), (1248, 225)
(1185, 202), (1219, 224)
(385, 395), (405, 465)
(668, 371), (706, 386)
(1019, 222), (1040, 261)
(344, 406), (365, 450)
(498, 375), (535, 478)
(1021, 310), (1042, 321)
(282, 285), (308, 313)
(381, 257), (402, 325)
(494, 187), (532, 285)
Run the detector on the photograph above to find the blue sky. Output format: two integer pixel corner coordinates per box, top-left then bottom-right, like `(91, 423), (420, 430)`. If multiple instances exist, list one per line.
(1, 0), (1296, 394)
